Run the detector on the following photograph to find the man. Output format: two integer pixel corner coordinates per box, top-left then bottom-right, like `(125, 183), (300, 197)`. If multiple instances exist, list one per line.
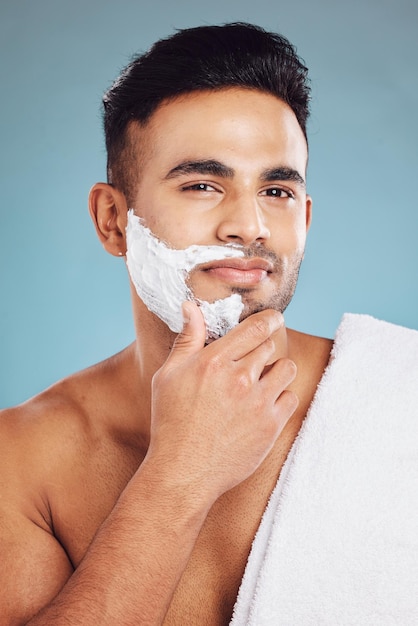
(1, 22), (417, 625)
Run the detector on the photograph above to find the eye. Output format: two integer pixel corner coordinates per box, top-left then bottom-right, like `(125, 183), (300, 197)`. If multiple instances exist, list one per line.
(181, 182), (219, 192)
(260, 187), (294, 199)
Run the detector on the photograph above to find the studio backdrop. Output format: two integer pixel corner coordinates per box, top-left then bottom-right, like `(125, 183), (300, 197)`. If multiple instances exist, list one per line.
(1, 0), (417, 406)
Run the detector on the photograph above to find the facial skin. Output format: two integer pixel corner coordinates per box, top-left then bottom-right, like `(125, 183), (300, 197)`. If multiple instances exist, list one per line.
(126, 87), (312, 325)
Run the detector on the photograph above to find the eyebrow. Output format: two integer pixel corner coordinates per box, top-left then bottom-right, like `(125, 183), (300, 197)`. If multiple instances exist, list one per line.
(165, 159), (234, 180)
(260, 167), (305, 187)
(164, 159), (305, 187)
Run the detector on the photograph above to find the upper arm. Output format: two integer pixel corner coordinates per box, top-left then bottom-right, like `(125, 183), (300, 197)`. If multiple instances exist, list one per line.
(0, 407), (74, 625)
(0, 506), (74, 625)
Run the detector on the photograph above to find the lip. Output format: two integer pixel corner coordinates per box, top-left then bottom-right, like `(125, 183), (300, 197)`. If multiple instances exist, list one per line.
(198, 257), (274, 273)
(197, 257), (274, 286)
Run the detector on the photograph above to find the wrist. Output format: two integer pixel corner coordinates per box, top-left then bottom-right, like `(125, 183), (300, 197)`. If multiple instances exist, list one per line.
(132, 454), (215, 525)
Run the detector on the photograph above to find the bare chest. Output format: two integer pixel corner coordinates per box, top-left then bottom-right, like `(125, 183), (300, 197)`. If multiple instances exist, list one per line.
(50, 439), (144, 567)
(52, 410), (305, 624)
(163, 438), (297, 625)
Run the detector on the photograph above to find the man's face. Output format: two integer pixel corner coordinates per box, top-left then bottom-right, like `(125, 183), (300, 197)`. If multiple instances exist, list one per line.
(129, 87), (311, 321)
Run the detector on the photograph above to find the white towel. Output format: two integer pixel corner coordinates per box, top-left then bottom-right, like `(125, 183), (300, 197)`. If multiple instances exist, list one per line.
(231, 313), (418, 625)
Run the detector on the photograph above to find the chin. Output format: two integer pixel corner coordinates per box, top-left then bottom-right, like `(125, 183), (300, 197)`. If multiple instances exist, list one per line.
(238, 298), (290, 322)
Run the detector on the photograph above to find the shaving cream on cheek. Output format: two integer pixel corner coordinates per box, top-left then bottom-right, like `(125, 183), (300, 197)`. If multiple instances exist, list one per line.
(125, 209), (245, 339)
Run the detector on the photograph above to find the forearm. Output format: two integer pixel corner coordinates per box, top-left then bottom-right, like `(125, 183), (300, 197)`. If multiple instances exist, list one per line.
(27, 308), (296, 625)
(28, 459), (210, 626)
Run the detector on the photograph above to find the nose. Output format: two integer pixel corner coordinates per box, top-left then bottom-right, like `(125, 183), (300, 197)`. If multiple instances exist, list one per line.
(216, 195), (271, 245)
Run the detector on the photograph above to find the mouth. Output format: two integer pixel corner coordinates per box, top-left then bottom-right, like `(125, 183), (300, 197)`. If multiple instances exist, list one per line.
(196, 257), (274, 287)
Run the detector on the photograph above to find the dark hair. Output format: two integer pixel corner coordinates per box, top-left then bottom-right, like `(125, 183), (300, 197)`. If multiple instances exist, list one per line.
(103, 22), (310, 201)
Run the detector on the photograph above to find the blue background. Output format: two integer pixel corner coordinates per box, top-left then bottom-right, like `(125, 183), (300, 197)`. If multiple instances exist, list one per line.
(1, 0), (417, 407)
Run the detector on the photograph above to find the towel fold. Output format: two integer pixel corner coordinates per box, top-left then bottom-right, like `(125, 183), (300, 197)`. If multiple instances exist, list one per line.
(231, 314), (418, 625)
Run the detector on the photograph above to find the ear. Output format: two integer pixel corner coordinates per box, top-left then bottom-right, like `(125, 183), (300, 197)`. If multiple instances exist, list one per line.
(88, 183), (128, 257)
(305, 194), (313, 232)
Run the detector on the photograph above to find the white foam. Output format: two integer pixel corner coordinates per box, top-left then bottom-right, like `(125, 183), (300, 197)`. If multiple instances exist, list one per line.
(125, 209), (245, 339)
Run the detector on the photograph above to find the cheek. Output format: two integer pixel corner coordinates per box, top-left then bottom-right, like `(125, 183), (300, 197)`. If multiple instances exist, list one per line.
(153, 212), (215, 248)
(271, 219), (307, 254)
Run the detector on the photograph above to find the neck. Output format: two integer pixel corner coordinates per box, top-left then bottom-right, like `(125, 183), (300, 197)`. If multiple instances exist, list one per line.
(131, 291), (179, 388)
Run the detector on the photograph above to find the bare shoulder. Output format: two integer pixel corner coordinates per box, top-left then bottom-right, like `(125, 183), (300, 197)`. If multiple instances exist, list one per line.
(286, 328), (333, 415)
(4, 337), (140, 420)
(0, 341), (143, 505)
(0, 378), (91, 504)
(287, 327), (333, 369)
(1, 348), (124, 471)
(0, 344), (145, 623)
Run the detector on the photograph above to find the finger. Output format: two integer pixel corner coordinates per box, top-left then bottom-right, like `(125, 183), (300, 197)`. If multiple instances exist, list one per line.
(234, 336), (277, 384)
(261, 357), (297, 399)
(166, 301), (206, 366)
(272, 389), (299, 433)
(207, 309), (285, 362)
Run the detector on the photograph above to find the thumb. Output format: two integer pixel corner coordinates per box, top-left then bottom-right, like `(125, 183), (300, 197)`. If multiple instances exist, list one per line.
(169, 301), (207, 361)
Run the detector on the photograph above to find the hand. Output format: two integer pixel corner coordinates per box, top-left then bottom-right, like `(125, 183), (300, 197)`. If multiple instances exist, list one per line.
(147, 302), (298, 505)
